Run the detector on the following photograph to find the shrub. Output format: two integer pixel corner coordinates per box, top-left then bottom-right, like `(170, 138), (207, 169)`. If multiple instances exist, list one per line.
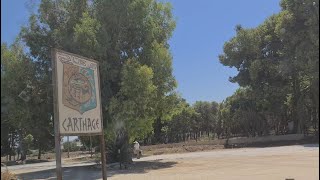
(62, 142), (80, 152)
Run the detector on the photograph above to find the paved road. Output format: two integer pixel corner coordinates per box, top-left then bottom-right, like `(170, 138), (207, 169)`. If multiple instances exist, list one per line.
(3, 144), (319, 180)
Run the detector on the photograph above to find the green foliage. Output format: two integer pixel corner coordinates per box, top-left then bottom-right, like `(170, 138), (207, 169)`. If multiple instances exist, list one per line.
(78, 136), (99, 150)
(109, 60), (156, 141)
(167, 102), (199, 143)
(218, 0), (319, 135)
(17, 0), (177, 158)
(1, 42), (41, 157)
(23, 134), (34, 147)
(74, 11), (101, 54)
(62, 142), (80, 152)
(193, 101), (219, 137)
(217, 88), (269, 137)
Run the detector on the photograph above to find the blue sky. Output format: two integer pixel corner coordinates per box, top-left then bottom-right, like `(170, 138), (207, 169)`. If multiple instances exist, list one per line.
(1, 0), (281, 104)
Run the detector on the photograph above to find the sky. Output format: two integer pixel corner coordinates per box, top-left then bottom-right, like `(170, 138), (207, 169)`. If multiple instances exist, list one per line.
(1, 0), (281, 105)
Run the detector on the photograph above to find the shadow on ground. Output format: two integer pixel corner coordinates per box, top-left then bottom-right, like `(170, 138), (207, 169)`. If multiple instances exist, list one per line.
(4, 159), (50, 166)
(17, 165), (100, 180)
(17, 160), (177, 180)
(107, 160), (177, 177)
(302, 144), (319, 148)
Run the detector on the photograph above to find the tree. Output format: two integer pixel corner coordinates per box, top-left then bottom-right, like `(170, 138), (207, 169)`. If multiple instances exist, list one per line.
(277, 0), (319, 133)
(193, 101), (219, 138)
(108, 60), (156, 142)
(23, 134), (34, 153)
(20, 0), (177, 161)
(1, 42), (36, 160)
(63, 141), (80, 152)
(167, 101), (198, 143)
(218, 0), (319, 135)
(216, 88), (269, 138)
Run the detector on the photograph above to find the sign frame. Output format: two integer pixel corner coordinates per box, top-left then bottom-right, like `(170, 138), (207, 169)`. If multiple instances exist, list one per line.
(52, 48), (107, 180)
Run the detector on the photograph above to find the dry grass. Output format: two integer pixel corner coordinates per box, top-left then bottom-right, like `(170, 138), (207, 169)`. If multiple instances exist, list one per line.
(1, 170), (17, 180)
(140, 135), (318, 156)
(1, 164), (17, 180)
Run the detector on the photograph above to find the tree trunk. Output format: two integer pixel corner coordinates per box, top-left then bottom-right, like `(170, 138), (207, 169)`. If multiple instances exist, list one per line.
(19, 134), (27, 161)
(153, 117), (163, 144)
(195, 133), (198, 142)
(9, 133), (14, 161)
(38, 148), (41, 160)
(21, 150), (26, 161)
(292, 76), (302, 134)
(115, 128), (132, 165)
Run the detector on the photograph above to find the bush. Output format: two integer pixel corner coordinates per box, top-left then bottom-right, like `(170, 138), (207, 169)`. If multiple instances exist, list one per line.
(26, 149), (33, 155)
(63, 142), (80, 152)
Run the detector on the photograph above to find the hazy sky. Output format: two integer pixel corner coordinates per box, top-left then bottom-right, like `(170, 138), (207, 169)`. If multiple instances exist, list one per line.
(1, 0), (281, 104)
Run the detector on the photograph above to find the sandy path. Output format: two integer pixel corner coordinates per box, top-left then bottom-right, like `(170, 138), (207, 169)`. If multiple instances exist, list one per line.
(110, 145), (319, 180)
(12, 144), (319, 180)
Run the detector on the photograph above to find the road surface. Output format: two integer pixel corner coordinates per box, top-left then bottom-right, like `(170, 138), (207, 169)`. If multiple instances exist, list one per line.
(3, 144), (319, 180)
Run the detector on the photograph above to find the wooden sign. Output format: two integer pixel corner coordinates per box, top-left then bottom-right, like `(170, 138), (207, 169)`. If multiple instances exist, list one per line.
(52, 49), (103, 135)
(52, 49), (107, 180)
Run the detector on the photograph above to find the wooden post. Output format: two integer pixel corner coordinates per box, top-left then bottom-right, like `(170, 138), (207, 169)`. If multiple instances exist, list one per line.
(90, 135), (93, 158)
(52, 49), (62, 180)
(54, 131), (62, 180)
(97, 60), (107, 180)
(67, 136), (70, 158)
(100, 134), (107, 180)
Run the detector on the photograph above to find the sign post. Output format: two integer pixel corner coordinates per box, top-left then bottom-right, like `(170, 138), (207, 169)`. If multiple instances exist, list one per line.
(52, 49), (107, 179)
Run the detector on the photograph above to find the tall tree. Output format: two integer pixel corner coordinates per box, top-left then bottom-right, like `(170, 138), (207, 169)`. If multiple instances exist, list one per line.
(277, 0), (319, 133)
(1, 42), (40, 160)
(219, 0), (319, 134)
(108, 60), (156, 141)
(20, 0), (177, 160)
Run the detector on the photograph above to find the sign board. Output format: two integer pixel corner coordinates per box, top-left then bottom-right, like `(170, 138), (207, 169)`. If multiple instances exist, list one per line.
(52, 49), (103, 135)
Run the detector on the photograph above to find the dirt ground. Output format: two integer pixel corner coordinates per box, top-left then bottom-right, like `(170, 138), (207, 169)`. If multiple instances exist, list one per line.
(14, 144), (319, 180)
(140, 141), (225, 156)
